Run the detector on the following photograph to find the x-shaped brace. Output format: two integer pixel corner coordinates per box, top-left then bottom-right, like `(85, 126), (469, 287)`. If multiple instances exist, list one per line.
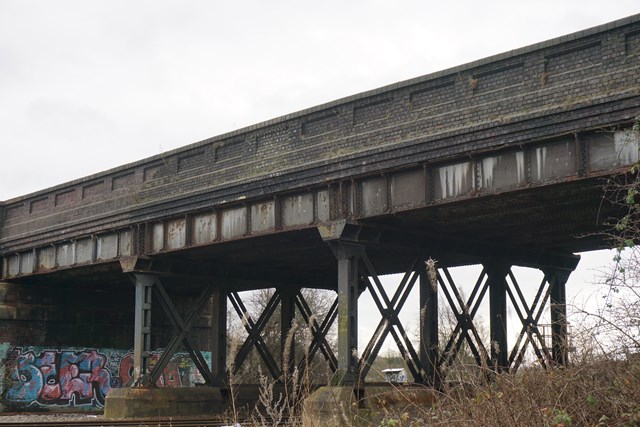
(507, 271), (553, 371)
(358, 254), (424, 382)
(439, 267), (491, 373)
(295, 291), (338, 375)
(138, 279), (216, 386)
(229, 291), (282, 379)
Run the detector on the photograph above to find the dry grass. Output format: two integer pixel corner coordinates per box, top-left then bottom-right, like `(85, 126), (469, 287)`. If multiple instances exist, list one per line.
(238, 356), (640, 426)
(377, 358), (640, 427)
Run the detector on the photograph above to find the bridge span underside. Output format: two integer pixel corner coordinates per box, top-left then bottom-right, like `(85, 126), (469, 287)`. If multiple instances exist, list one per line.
(1, 13), (640, 414)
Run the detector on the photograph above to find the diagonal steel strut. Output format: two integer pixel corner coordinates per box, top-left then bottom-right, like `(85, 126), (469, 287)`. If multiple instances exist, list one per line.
(147, 280), (216, 385)
(229, 291), (282, 379)
(358, 254), (424, 382)
(295, 291), (338, 374)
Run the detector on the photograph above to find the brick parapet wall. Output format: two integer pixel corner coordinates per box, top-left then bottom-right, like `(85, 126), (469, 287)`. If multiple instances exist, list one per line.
(2, 15), (640, 253)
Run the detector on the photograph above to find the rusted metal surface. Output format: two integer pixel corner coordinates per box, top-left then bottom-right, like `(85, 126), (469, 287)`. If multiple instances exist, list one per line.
(251, 201), (275, 233)
(97, 234), (118, 261)
(55, 243), (74, 267)
(152, 222), (164, 252)
(433, 161), (473, 200)
(221, 206), (246, 239)
(361, 176), (387, 216)
(479, 150), (525, 190)
(166, 218), (186, 250)
(390, 169), (425, 209)
(75, 238), (92, 264)
(531, 137), (577, 182)
(282, 193), (314, 227)
(192, 212), (217, 245)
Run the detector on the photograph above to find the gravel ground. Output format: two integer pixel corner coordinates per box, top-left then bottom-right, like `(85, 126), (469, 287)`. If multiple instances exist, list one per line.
(0, 412), (105, 424)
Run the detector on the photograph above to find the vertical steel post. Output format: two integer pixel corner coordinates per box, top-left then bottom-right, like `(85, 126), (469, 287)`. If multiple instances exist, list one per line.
(280, 287), (296, 376)
(419, 269), (439, 386)
(487, 264), (509, 371)
(132, 273), (155, 385)
(549, 269), (571, 366)
(211, 287), (227, 386)
(331, 243), (361, 384)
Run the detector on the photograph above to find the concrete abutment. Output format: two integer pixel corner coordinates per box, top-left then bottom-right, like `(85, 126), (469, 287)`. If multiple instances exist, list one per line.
(104, 387), (223, 419)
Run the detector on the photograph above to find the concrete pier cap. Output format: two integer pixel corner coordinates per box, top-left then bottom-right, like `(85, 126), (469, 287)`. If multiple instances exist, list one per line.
(303, 385), (436, 427)
(104, 386), (223, 419)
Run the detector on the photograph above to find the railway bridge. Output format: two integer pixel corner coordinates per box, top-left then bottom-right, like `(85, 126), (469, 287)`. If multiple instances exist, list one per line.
(1, 14), (640, 421)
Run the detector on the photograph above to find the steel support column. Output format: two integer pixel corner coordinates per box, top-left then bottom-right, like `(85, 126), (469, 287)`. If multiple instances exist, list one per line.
(329, 242), (362, 384)
(211, 287), (227, 386)
(487, 264), (509, 371)
(131, 273), (155, 385)
(548, 269), (571, 366)
(281, 287), (297, 376)
(419, 268), (439, 386)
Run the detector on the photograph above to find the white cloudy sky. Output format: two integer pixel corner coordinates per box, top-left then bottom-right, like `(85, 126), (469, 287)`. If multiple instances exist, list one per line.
(1, 1), (637, 349)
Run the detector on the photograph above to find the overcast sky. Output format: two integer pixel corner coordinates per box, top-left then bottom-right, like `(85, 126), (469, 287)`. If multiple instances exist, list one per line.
(1, 1), (637, 350)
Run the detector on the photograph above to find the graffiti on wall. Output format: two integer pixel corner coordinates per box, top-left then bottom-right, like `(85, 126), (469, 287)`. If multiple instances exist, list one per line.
(117, 352), (190, 388)
(2, 347), (209, 409)
(6, 349), (111, 407)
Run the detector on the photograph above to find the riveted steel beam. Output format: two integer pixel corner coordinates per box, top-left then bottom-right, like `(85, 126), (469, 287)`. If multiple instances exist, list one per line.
(319, 220), (580, 272)
(120, 255), (333, 291)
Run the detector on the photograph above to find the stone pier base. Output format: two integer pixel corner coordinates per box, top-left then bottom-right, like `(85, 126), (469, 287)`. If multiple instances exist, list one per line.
(303, 385), (436, 427)
(104, 387), (223, 419)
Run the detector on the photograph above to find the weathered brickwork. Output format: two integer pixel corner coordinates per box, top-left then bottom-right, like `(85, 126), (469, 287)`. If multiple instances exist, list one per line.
(0, 282), (213, 349)
(1, 15), (640, 255)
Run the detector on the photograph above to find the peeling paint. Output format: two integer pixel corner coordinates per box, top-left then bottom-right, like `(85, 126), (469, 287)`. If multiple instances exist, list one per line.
(166, 219), (187, 250)
(193, 213), (217, 245)
(480, 157), (497, 188)
(251, 201), (275, 233)
(96, 235), (118, 260)
(221, 207), (247, 239)
(516, 151), (525, 183)
(437, 162), (472, 199)
(152, 223), (164, 252)
(56, 244), (74, 267)
(283, 194), (314, 227)
(535, 147), (547, 181)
